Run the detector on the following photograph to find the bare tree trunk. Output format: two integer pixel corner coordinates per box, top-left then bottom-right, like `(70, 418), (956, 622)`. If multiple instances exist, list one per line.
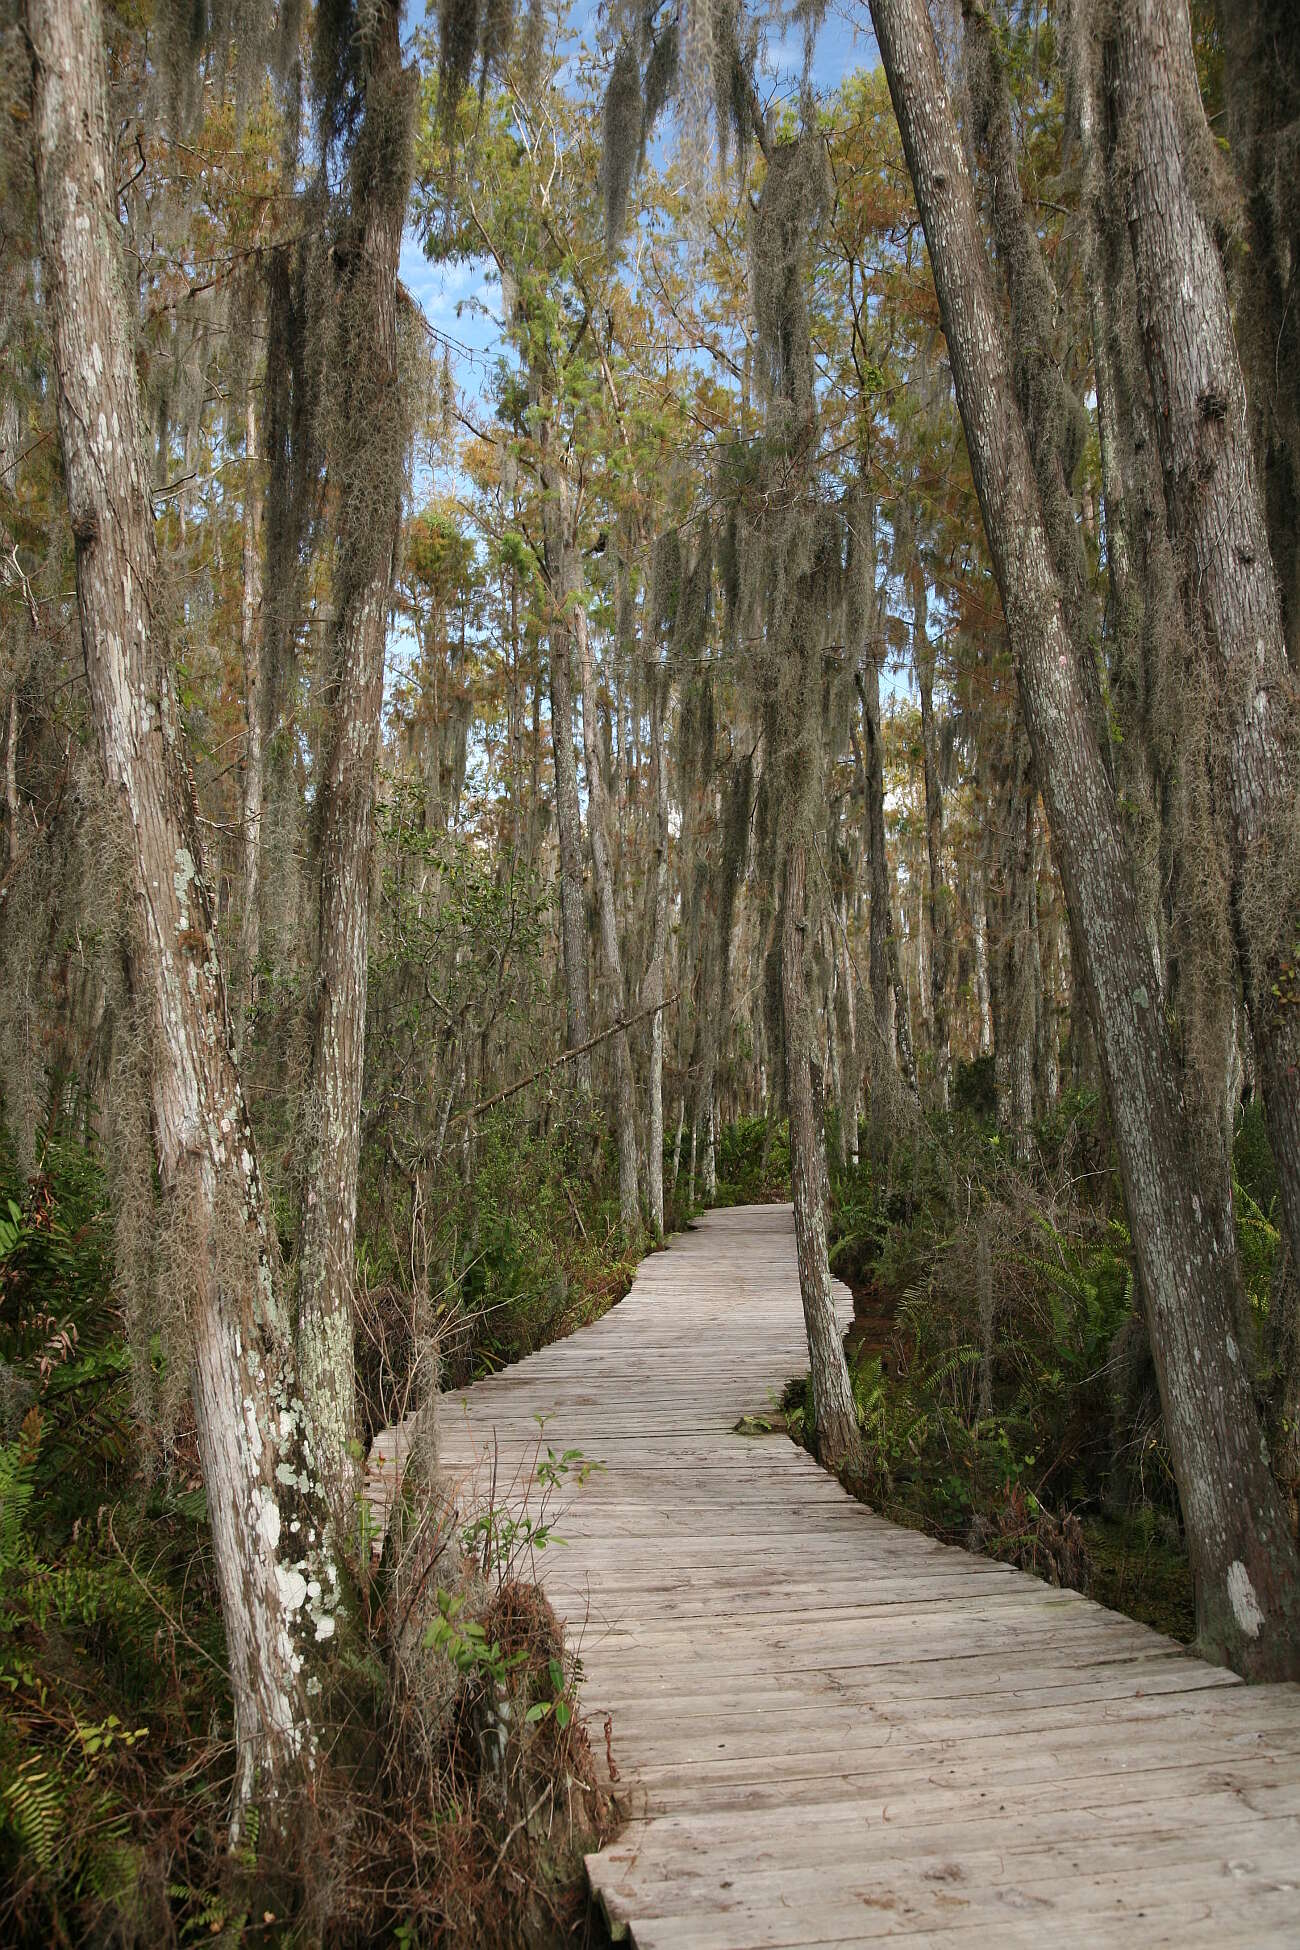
(1034, 852), (1062, 1116)
(835, 890), (860, 1167)
(1111, 0), (1300, 1384)
(1211, 0), (1300, 670)
(297, 1), (412, 1518)
(540, 455), (593, 1096)
(573, 598), (640, 1231)
(695, 936), (719, 1207)
(914, 579), (951, 1109)
(644, 667), (670, 1235)
(858, 652), (916, 1097)
(869, 0), (1300, 1677)
(782, 844), (858, 1469)
(27, 0), (337, 1801)
(702, 1090), (717, 1201)
(4, 692), (18, 872)
(989, 733), (1037, 1165)
(238, 392), (265, 1039)
(970, 861), (994, 1056)
(965, 0), (1108, 757)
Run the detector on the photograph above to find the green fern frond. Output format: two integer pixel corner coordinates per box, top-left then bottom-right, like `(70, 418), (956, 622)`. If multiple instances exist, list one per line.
(2, 1754), (66, 1871)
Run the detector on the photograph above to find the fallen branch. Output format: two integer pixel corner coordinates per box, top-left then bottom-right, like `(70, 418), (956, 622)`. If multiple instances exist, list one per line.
(454, 989), (681, 1125)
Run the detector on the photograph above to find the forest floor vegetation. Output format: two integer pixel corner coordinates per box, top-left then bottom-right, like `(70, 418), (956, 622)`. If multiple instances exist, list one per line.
(0, 1118), (633, 1949)
(2, 1086), (1285, 1937)
(781, 1071), (1292, 1651)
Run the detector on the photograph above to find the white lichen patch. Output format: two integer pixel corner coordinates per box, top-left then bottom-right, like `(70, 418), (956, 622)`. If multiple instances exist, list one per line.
(276, 1566), (309, 1613)
(1227, 1559), (1265, 1639)
(257, 1490), (281, 1554)
(172, 846), (198, 927)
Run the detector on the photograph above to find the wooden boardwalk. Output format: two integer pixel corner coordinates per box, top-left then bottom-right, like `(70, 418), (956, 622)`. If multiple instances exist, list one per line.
(420, 1202), (1300, 1946)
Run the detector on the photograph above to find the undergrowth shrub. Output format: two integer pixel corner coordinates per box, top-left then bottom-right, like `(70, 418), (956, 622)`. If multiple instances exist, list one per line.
(0, 1131), (619, 1947)
(808, 1091), (1294, 1641)
(710, 1114), (790, 1207)
(355, 1100), (639, 1428)
(809, 1096), (1211, 1637)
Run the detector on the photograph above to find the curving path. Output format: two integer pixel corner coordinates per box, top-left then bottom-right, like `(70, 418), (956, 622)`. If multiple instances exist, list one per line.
(388, 1202), (1300, 1946)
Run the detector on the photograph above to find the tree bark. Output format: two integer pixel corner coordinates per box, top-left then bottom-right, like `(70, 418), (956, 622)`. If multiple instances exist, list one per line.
(540, 453), (593, 1097)
(27, 0), (338, 1801)
(238, 391), (265, 1039)
(969, 859), (993, 1056)
(782, 843), (858, 1470)
(1110, 0), (1300, 1385)
(869, 0), (1300, 1677)
(572, 594), (640, 1230)
(297, 0), (412, 1518)
(644, 666), (670, 1235)
(989, 729), (1037, 1165)
(1212, 0), (1300, 670)
(913, 576), (951, 1109)
(858, 651), (916, 1100)
(965, 0), (1109, 760)
(834, 889), (860, 1167)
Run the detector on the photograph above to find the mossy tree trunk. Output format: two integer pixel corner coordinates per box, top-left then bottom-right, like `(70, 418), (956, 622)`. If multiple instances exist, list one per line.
(1212, 0), (1300, 670)
(782, 842), (858, 1470)
(27, 0), (338, 1802)
(988, 727), (1037, 1167)
(572, 592), (641, 1230)
(237, 391), (265, 1044)
(868, 0), (1300, 1678)
(858, 641), (916, 1106)
(645, 666), (671, 1235)
(539, 441), (594, 1099)
(297, 0), (414, 1523)
(1108, 0), (1300, 1463)
(913, 575), (951, 1110)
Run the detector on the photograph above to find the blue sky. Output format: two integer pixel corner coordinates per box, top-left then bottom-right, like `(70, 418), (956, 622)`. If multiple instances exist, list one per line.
(398, 0), (883, 426)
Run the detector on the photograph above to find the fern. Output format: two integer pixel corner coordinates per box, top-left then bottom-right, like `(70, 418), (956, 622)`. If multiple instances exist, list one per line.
(2, 1755), (65, 1872)
(0, 1412), (39, 1581)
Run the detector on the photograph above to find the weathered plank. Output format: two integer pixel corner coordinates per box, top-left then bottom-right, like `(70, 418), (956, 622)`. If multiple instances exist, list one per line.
(382, 1201), (1300, 1946)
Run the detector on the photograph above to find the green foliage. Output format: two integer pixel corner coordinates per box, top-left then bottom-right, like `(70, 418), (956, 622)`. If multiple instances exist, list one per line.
(425, 1587), (530, 1687)
(809, 1103), (1203, 1640)
(951, 1054), (996, 1124)
(0, 1129), (617, 1946)
(0, 1133), (116, 1395)
(709, 1115), (791, 1209)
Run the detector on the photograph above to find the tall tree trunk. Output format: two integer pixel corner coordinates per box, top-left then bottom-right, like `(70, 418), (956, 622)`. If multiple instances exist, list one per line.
(27, 0), (337, 1801)
(572, 587), (640, 1229)
(869, 0), (1300, 1677)
(296, 1), (412, 1518)
(540, 456), (593, 1096)
(1110, 0), (1300, 1400)
(858, 653), (916, 1100)
(4, 692), (18, 873)
(914, 578), (951, 1109)
(965, 0), (1108, 759)
(1034, 848), (1062, 1116)
(782, 843), (858, 1470)
(970, 858), (994, 1056)
(989, 730), (1037, 1165)
(1211, 0), (1300, 670)
(834, 889), (860, 1167)
(238, 391), (265, 1039)
(644, 668), (670, 1235)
